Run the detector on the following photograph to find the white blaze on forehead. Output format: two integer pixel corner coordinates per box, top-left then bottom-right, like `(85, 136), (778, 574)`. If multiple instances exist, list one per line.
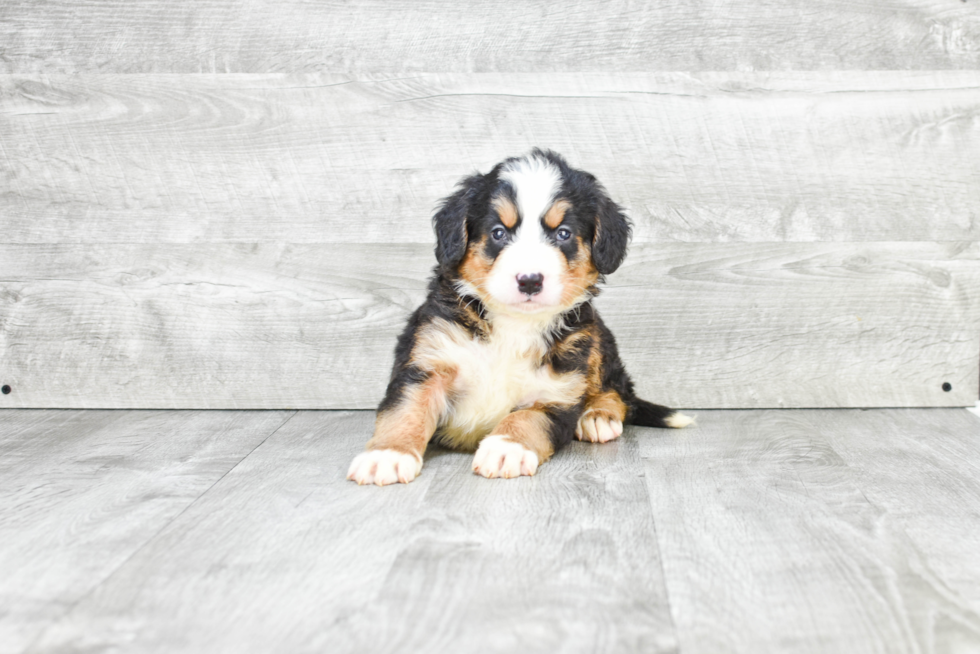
(500, 155), (562, 240)
(484, 154), (567, 314)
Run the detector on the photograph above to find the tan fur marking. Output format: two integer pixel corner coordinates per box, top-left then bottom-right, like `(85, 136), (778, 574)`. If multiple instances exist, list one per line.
(559, 236), (599, 308)
(459, 236), (493, 293)
(585, 390), (627, 423)
(493, 195), (519, 229)
(367, 375), (449, 459)
(580, 329), (627, 427)
(585, 329), (603, 395)
(551, 329), (592, 358)
(544, 199), (572, 229)
(492, 408), (555, 463)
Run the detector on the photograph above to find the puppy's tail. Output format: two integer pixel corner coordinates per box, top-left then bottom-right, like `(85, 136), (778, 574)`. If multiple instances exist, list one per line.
(629, 398), (695, 429)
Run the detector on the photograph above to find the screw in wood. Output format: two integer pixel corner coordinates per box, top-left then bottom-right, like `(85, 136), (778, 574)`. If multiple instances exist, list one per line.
(1, 385), (10, 395)
(942, 382), (952, 392)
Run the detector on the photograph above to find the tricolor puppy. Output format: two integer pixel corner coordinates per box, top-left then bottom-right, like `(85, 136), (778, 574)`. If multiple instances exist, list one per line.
(348, 149), (692, 485)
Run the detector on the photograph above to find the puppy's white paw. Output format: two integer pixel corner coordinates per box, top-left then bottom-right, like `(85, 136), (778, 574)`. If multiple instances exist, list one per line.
(347, 449), (422, 486)
(472, 435), (539, 479)
(575, 413), (623, 443)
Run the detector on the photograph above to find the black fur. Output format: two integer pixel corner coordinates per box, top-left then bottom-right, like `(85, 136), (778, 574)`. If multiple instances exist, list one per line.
(591, 190), (632, 275)
(432, 173), (486, 268)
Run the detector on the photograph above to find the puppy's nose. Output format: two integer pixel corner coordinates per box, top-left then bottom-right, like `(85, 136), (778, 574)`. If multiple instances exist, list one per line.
(516, 273), (544, 296)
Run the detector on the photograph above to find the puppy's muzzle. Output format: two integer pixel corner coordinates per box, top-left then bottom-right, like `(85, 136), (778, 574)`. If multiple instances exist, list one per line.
(516, 273), (544, 296)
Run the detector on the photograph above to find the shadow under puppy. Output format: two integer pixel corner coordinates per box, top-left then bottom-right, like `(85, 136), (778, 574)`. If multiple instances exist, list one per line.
(349, 149), (692, 485)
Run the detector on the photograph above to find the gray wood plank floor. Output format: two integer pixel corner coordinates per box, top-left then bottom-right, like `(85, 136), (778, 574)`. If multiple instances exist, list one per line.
(2, 408), (979, 653)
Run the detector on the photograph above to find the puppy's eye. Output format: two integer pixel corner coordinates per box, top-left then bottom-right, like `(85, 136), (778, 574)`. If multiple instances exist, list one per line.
(556, 227), (572, 242)
(491, 227), (507, 241)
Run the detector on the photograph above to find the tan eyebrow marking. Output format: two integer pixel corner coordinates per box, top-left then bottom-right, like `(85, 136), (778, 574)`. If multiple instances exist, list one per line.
(492, 195), (519, 229)
(544, 199), (572, 229)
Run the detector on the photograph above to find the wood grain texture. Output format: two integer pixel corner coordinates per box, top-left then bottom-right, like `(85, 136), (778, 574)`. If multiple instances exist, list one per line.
(2, 72), (978, 244)
(0, 408), (293, 654)
(819, 410), (980, 618)
(1, 1), (979, 73)
(11, 408), (980, 653)
(640, 409), (980, 654)
(27, 410), (677, 654)
(607, 241), (980, 409)
(345, 430), (676, 652)
(1, 241), (976, 410)
(21, 411), (444, 653)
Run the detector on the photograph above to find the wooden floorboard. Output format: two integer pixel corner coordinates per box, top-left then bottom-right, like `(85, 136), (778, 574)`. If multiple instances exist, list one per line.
(354, 424), (676, 653)
(26, 411), (677, 654)
(641, 409), (980, 654)
(21, 411), (439, 654)
(819, 410), (980, 619)
(4, 408), (978, 653)
(0, 409), (293, 654)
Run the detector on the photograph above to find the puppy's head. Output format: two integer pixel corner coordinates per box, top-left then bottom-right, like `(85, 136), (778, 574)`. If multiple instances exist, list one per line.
(433, 149), (631, 317)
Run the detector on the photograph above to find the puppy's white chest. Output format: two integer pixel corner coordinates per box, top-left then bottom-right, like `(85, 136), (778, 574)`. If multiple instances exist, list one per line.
(447, 327), (544, 426)
(457, 333), (541, 401)
(417, 317), (581, 449)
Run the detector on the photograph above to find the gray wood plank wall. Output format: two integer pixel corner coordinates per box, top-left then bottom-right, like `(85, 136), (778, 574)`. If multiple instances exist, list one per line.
(2, 1), (979, 72)
(1, 3), (979, 409)
(1, 73), (979, 245)
(1, 242), (977, 409)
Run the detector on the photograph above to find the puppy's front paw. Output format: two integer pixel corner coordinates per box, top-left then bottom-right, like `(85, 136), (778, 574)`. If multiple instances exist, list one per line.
(347, 449), (422, 486)
(472, 435), (539, 479)
(575, 412), (623, 443)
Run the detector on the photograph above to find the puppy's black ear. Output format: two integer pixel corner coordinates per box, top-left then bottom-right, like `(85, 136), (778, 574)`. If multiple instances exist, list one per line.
(592, 191), (632, 275)
(433, 173), (485, 268)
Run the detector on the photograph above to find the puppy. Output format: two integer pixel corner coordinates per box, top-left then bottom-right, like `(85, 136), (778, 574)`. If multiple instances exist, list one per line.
(348, 149), (692, 485)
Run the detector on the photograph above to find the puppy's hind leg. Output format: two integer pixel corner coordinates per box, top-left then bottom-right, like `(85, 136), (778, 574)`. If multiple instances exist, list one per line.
(348, 376), (448, 486)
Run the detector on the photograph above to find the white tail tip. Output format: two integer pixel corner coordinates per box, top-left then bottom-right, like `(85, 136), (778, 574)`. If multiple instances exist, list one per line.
(665, 412), (696, 429)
